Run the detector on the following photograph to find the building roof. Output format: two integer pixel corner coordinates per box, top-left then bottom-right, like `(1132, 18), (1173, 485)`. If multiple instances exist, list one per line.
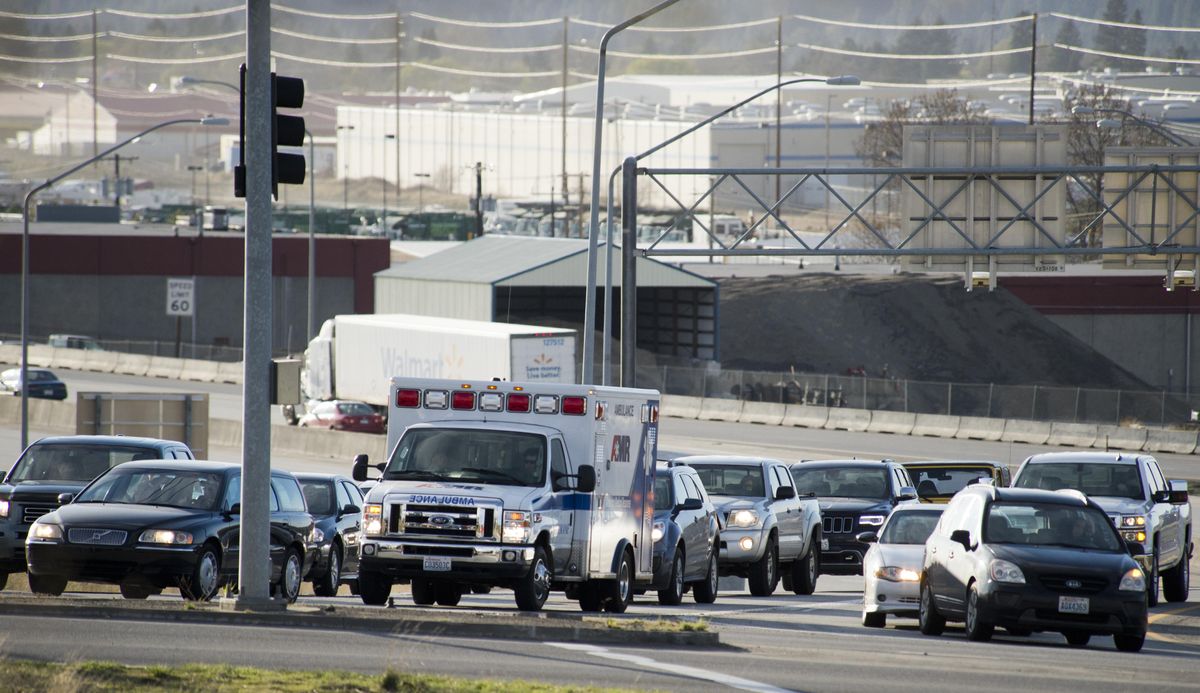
(375, 235), (715, 289)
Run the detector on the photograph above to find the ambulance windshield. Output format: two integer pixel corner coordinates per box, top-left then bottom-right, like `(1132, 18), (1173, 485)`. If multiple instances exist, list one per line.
(385, 428), (547, 487)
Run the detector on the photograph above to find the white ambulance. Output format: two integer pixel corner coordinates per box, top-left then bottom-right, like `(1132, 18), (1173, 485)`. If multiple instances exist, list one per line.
(352, 376), (661, 612)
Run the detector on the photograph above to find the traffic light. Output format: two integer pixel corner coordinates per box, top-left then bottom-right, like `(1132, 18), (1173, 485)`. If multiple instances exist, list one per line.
(233, 64), (306, 200)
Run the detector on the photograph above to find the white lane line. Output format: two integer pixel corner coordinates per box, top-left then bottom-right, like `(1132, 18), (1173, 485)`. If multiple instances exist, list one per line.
(547, 642), (792, 693)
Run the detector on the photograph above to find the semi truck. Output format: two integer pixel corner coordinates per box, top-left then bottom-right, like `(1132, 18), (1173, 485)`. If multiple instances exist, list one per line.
(285, 314), (577, 421)
(352, 376), (661, 613)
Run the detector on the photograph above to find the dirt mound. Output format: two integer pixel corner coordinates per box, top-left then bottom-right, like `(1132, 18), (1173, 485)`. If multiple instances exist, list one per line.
(718, 273), (1151, 389)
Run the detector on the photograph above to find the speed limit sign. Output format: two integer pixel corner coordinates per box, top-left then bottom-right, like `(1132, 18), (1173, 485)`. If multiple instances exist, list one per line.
(167, 278), (194, 317)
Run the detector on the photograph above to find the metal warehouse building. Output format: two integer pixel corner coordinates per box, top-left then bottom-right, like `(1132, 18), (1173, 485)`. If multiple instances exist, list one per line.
(374, 235), (718, 361)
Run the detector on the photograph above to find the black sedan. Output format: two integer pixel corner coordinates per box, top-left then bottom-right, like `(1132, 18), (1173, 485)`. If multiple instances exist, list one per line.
(0, 367), (67, 400)
(650, 464), (720, 605)
(296, 472), (364, 597)
(25, 461), (316, 603)
(920, 485), (1148, 652)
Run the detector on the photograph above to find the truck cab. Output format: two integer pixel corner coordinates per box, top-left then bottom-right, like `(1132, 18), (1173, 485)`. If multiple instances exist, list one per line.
(353, 377), (660, 613)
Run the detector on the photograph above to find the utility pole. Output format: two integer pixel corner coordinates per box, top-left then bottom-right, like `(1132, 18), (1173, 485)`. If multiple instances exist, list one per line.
(775, 15), (783, 210)
(91, 9), (98, 160)
(394, 15), (403, 212)
(473, 161), (483, 239)
(1029, 13), (1037, 126)
(561, 16), (570, 235)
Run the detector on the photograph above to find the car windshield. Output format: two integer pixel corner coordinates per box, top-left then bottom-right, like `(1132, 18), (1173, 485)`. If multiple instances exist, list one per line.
(337, 402), (374, 416)
(300, 480), (336, 515)
(910, 467), (996, 499)
(384, 428), (546, 487)
(689, 464), (764, 498)
(654, 474), (673, 511)
(1014, 462), (1142, 499)
(984, 502), (1122, 551)
(880, 511), (944, 544)
(76, 468), (224, 511)
(7, 444), (160, 483)
(791, 467), (889, 499)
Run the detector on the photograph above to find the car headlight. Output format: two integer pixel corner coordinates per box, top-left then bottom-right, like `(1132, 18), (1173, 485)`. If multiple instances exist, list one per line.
(858, 514), (886, 527)
(1122, 529), (1147, 543)
(875, 566), (921, 582)
(728, 509), (760, 528)
(138, 529), (194, 545)
(1119, 567), (1146, 592)
(363, 503), (384, 536)
(1121, 515), (1146, 528)
(0, 499), (8, 519)
(311, 527), (325, 544)
(989, 558), (1026, 584)
(652, 521), (665, 543)
(28, 522), (63, 542)
(502, 511), (530, 544)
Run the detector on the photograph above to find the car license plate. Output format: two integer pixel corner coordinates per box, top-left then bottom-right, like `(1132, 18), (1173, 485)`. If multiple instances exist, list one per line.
(821, 538), (830, 551)
(423, 556), (451, 572)
(1058, 596), (1089, 614)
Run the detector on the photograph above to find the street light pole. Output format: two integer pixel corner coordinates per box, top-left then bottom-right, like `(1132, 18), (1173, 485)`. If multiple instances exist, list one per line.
(415, 172), (429, 216)
(338, 124), (355, 228)
(19, 116), (228, 449)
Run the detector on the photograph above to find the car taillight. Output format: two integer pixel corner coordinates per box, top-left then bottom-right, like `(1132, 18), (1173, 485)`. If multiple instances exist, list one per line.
(395, 389), (421, 408)
(451, 390), (476, 410)
(507, 393), (531, 413)
(562, 395), (586, 415)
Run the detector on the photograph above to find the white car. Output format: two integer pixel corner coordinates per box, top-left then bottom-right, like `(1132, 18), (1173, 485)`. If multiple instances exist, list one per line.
(859, 505), (945, 628)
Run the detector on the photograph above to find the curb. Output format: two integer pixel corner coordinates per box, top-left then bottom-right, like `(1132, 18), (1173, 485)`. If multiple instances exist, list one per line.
(0, 598), (720, 647)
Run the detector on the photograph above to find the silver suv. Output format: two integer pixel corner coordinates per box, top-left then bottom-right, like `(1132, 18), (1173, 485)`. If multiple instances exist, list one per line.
(675, 456), (822, 596)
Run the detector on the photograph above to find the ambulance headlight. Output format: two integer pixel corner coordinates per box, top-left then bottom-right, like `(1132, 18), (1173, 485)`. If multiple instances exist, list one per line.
(363, 504), (384, 536)
(503, 511), (530, 544)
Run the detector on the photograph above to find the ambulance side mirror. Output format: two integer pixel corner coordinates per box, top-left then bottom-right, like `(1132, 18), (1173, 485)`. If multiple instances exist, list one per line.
(352, 454), (382, 482)
(575, 465), (596, 493)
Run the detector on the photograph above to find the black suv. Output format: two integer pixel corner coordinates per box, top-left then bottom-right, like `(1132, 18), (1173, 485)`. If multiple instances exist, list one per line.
(919, 485), (1148, 651)
(650, 463), (721, 605)
(789, 459), (918, 575)
(0, 435), (195, 590)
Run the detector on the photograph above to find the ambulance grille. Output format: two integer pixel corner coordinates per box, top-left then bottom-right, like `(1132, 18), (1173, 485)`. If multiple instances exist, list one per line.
(386, 502), (500, 542)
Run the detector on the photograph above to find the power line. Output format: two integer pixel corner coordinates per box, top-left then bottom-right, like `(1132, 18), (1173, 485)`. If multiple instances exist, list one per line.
(272, 51), (401, 68)
(795, 42), (1032, 60)
(1054, 43), (1200, 66)
(1049, 12), (1200, 33)
(271, 5), (397, 20)
(0, 53), (91, 64)
(273, 27), (394, 45)
(413, 37), (561, 54)
(106, 6), (241, 19)
(0, 31), (97, 42)
(571, 44), (778, 60)
(408, 12), (561, 29)
(792, 14), (1033, 31)
(107, 29), (244, 43)
(407, 62), (562, 79)
(0, 9), (93, 19)
(106, 51), (244, 65)
(568, 16), (778, 32)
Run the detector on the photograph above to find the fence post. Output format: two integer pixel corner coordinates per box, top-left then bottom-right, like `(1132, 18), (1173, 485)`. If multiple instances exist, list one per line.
(824, 374), (830, 407)
(987, 383), (994, 418)
(947, 382), (953, 416)
(1031, 385), (1038, 419)
(1162, 390), (1167, 426)
(1074, 387), (1081, 423)
(904, 379), (908, 413)
(1115, 390), (1122, 425)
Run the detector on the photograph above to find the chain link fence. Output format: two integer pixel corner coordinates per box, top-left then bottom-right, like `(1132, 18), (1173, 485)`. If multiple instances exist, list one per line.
(638, 365), (1195, 428)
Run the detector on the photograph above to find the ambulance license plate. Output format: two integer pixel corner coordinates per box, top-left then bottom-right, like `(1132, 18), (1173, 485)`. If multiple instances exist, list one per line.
(1058, 596), (1089, 614)
(423, 557), (452, 572)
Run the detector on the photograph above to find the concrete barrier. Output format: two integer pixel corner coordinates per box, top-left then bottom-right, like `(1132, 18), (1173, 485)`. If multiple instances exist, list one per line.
(1046, 422), (1099, 448)
(0, 344), (19, 365)
(954, 416), (1006, 441)
(146, 356), (185, 380)
(867, 410), (916, 435)
(216, 361), (243, 385)
(54, 348), (88, 371)
(661, 395), (702, 420)
(272, 423), (386, 461)
(1143, 429), (1199, 455)
(1092, 425), (1149, 453)
(911, 414), (960, 438)
(209, 419), (242, 450)
(114, 353), (152, 377)
(0, 395), (20, 424)
(782, 404), (829, 429)
(824, 407), (871, 432)
(739, 401), (786, 426)
(698, 397), (744, 423)
(1001, 419), (1052, 445)
(28, 345), (55, 368)
(82, 350), (119, 374)
(180, 359), (220, 383)
(29, 399), (74, 432)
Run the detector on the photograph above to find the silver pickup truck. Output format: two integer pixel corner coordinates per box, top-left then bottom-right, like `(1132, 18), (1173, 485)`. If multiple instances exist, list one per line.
(1013, 451), (1192, 606)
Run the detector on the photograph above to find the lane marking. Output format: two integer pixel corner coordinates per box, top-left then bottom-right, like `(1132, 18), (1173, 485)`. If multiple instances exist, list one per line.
(547, 642), (792, 693)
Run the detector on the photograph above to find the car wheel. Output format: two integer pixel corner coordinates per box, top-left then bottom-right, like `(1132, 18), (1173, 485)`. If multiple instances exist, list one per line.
(1064, 630), (1091, 647)
(918, 582), (945, 636)
(27, 573), (67, 597)
(693, 550), (719, 604)
(1163, 539), (1190, 603)
(578, 580), (604, 612)
(862, 611), (886, 628)
(311, 543), (341, 597)
(357, 570), (391, 606)
(748, 539), (778, 597)
(180, 545), (221, 601)
(793, 544), (819, 596)
(276, 548), (303, 604)
(119, 582), (158, 600)
(657, 550), (685, 606)
(411, 578), (436, 606)
(1147, 544), (1161, 608)
(434, 582), (462, 607)
(964, 584), (994, 642)
(603, 551), (634, 613)
(1114, 633), (1146, 652)
(515, 546), (552, 612)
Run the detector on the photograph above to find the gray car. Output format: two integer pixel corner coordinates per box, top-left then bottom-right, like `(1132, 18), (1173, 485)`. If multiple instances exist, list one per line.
(675, 456), (822, 596)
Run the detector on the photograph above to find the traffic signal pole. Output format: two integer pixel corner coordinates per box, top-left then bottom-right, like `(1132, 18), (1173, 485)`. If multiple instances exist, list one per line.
(235, 0), (275, 609)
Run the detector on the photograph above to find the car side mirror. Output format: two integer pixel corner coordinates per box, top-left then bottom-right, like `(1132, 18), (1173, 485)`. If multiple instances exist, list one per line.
(1152, 490), (1170, 504)
(227, 503), (241, 516)
(950, 529), (973, 551)
(775, 486), (796, 500)
(56, 492), (75, 505)
(341, 503), (360, 516)
(575, 465), (596, 494)
(856, 531), (878, 544)
(896, 486), (918, 502)
(1125, 540), (1146, 556)
(677, 498), (704, 512)
(1168, 480), (1189, 504)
